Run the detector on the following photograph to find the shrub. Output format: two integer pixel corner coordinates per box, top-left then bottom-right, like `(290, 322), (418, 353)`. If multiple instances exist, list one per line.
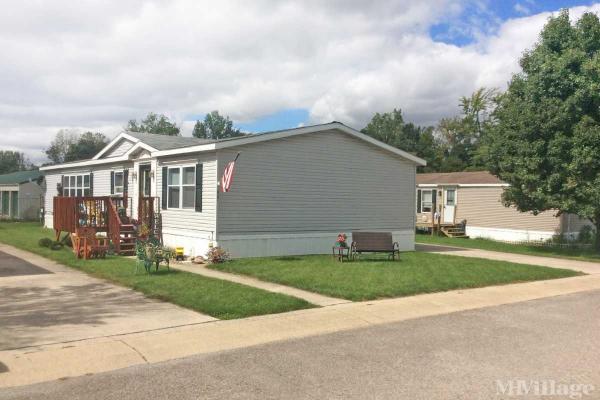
(38, 238), (53, 248)
(50, 242), (64, 251)
(206, 246), (230, 264)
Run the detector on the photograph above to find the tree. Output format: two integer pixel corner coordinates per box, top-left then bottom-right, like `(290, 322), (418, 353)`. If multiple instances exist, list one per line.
(45, 130), (109, 164)
(361, 109), (442, 171)
(0, 151), (31, 174)
(45, 129), (78, 164)
(126, 112), (180, 136)
(192, 111), (244, 140)
(64, 132), (108, 162)
(485, 10), (600, 249)
(436, 87), (497, 172)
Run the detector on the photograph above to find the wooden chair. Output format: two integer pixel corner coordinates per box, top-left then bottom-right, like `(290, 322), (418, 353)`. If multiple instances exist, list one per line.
(351, 232), (400, 260)
(72, 227), (109, 260)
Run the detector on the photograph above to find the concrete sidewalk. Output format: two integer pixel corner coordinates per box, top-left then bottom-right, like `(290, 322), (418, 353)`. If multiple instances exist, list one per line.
(3, 273), (600, 388)
(171, 263), (349, 307)
(417, 243), (600, 274)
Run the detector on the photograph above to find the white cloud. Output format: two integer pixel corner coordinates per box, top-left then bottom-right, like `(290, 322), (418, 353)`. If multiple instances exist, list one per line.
(0, 1), (599, 163)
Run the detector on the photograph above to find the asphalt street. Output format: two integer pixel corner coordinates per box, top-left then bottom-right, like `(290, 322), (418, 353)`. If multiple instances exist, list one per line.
(2, 289), (599, 399)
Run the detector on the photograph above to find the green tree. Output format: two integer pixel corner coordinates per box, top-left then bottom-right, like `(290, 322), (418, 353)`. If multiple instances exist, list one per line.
(192, 111), (244, 140)
(485, 10), (600, 249)
(126, 112), (180, 136)
(361, 109), (441, 171)
(45, 129), (78, 164)
(0, 151), (31, 174)
(64, 132), (109, 162)
(436, 87), (497, 171)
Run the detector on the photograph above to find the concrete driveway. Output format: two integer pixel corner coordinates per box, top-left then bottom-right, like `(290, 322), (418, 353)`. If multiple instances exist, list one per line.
(0, 245), (215, 351)
(416, 243), (600, 274)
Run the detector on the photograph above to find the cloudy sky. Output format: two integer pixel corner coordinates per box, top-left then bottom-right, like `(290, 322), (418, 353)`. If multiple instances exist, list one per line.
(1, 0), (599, 163)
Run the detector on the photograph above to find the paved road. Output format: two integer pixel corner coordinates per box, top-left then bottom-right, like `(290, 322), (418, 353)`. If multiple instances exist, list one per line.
(0, 246), (215, 350)
(2, 289), (599, 400)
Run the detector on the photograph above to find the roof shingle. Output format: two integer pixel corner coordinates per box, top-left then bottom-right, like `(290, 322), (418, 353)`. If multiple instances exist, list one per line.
(416, 171), (504, 185)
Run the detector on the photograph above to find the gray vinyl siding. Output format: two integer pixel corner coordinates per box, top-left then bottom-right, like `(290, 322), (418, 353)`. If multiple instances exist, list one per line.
(103, 139), (134, 158)
(18, 181), (43, 220)
(562, 214), (593, 234)
(156, 153), (217, 234)
(216, 130), (416, 235)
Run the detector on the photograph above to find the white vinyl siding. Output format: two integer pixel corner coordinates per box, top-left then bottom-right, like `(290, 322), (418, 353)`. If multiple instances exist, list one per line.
(102, 139), (134, 158)
(216, 130), (416, 235)
(156, 153), (217, 235)
(43, 164), (132, 228)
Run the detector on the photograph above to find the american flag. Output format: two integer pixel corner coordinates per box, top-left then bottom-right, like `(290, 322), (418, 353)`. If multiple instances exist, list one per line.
(220, 153), (239, 192)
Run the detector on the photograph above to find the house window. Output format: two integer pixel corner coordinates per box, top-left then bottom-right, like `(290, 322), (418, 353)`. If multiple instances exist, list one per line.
(63, 174), (91, 197)
(417, 189), (436, 213)
(113, 171), (124, 195)
(167, 166), (195, 209)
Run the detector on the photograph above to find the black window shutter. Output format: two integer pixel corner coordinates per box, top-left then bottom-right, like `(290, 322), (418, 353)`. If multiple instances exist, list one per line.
(89, 172), (94, 195)
(110, 171), (114, 194)
(432, 190), (437, 212)
(161, 167), (168, 209)
(59, 175), (65, 196)
(123, 169), (129, 194)
(417, 190), (421, 213)
(195, 163), (203, 212)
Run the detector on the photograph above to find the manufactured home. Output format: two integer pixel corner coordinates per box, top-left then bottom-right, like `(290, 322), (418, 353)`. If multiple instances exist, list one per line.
(416, 171), (590, 242)
(40, 122), (425, 258)
(0, 170), (44, 220)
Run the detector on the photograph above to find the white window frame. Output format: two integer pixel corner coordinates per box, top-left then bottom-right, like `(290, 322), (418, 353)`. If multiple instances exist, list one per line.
(419, 189), (434, 213)
(166, 165), (196, 210)
(63, 174), (91, 197)
(113, 171), (124, 195)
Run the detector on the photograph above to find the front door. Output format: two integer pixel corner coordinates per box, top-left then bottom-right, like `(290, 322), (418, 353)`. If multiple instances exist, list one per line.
(139, 165), (151, 198)
(443, 188), (456, 224)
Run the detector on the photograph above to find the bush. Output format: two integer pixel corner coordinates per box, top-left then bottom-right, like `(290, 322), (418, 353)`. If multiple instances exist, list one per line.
(206, 246), (230, 264)
(38, 238), (53, 248)
(50, 242), (64, 251)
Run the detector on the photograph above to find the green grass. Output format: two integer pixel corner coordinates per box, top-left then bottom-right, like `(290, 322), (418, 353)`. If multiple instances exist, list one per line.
(0, 222), (313, 319)
(209, 252), (582, 301)
(416, 233), (600, 263)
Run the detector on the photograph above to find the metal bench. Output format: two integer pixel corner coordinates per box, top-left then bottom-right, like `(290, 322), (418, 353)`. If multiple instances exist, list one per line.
(351, 232), (400, 260)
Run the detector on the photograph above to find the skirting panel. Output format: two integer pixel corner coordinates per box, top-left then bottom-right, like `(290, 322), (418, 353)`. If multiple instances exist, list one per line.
(217, 230), (415, 258)
(465, 226), (557, 242)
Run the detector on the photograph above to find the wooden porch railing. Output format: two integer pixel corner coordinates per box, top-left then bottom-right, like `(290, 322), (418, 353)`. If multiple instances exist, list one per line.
(138, 197), (155, 231)
(107, 198), (122, 254)
(53, 197), (110, 240)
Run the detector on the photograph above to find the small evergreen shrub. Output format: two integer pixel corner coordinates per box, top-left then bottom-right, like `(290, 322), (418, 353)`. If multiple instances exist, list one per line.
(38, 238), (53, 248)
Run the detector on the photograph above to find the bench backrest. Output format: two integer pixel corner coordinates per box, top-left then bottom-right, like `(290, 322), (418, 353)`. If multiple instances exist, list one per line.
(352, 232), (394, 251)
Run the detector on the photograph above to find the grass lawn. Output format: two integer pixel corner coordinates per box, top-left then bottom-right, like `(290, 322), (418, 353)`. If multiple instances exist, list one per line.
(416, 233), (600, 263)
(0, 222), (313, 319)
(209, 252), (582, 301)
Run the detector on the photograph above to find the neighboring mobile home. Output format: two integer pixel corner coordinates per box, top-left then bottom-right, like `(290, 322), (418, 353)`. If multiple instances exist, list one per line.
(416, 171), (590, 242)
(40, 122), (425, 257)
(0, 170), (44, 220)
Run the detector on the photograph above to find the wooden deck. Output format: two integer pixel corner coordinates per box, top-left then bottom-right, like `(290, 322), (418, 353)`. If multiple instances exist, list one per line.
(53, 196), (158, 256)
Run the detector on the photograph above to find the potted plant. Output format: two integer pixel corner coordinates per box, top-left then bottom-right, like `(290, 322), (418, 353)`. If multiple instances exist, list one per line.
(335, 233), (348, 248)
(138, 224), (150, 240)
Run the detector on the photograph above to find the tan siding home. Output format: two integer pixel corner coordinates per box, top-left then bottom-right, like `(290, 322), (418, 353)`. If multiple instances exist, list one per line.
(416, 171), (590, 242)
(41, 122), (425, 257)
